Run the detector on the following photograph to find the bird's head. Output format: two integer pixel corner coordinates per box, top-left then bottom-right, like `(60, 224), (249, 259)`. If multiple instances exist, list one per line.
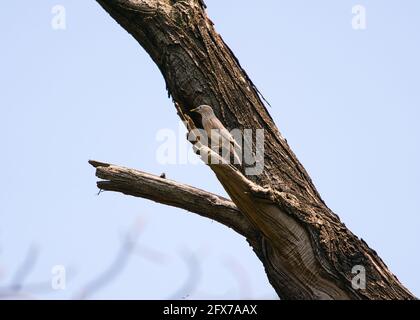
(191, 105), (215, 117)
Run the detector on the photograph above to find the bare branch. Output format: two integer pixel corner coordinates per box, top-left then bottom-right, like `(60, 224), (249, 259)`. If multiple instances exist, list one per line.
(89, 160), (258, 242)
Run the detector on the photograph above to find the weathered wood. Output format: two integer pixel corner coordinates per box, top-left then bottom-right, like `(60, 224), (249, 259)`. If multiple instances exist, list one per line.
(88, 160), (257, 241)
(93, 0), (415, 299)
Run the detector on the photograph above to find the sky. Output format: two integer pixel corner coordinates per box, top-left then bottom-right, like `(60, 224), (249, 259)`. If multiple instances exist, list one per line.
(0, 0), (419, 299)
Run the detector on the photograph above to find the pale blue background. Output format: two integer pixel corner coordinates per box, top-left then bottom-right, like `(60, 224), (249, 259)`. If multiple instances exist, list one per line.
(0, 0), (419, 299)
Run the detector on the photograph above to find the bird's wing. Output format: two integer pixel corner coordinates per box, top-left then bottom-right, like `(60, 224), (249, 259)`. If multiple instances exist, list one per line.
(203, 117), (242, 165)
(221, 127), (242, 151)
(208, 117), (242, 151)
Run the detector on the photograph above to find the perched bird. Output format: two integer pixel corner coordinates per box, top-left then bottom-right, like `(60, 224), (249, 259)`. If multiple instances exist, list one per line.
(159, 172), (166, 179)
(191, 105), (242, 164)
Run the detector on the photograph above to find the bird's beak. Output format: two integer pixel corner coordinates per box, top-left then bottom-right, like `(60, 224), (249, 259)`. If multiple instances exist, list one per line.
(190, 107), (199, 113)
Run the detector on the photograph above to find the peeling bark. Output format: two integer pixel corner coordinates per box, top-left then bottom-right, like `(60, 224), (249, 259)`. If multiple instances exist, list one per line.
(93, 0), (415, 299)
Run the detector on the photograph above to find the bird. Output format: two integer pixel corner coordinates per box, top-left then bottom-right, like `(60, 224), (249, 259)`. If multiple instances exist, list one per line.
(191, 105), (242, 164)
(159, 172), (166, 179)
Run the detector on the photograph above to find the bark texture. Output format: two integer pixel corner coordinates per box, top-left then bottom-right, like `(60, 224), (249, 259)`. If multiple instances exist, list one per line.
(89, 160), (257, 241)
(93, 0), (415, 299)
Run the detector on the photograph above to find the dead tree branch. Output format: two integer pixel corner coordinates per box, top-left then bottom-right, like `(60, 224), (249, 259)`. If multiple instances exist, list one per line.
(89, 160), (258, 243)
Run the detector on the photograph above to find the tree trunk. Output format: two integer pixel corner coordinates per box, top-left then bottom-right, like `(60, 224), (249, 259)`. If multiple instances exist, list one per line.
(93, 0), (415, 300)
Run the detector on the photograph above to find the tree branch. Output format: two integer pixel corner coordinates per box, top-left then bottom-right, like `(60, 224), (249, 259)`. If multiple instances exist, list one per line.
(89, 160), (258, 243)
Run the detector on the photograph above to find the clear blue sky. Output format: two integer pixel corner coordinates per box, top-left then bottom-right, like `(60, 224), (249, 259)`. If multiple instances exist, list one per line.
(0, 0), (419, 299)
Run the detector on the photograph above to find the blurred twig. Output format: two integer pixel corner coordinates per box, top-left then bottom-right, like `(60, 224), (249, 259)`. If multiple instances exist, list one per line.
(167, 250), (201, 300)
(222, 256), (252, 299)
(9, 245), (39, 292)
(75, 231), (139, 300)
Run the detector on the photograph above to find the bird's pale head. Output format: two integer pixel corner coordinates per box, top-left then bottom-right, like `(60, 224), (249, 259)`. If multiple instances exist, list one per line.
(191, 105), (215, 117)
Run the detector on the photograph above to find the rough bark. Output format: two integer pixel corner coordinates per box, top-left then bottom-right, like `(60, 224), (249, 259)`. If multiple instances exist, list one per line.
(93, 0), (415, 299)
(89, 160), (258, 242)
